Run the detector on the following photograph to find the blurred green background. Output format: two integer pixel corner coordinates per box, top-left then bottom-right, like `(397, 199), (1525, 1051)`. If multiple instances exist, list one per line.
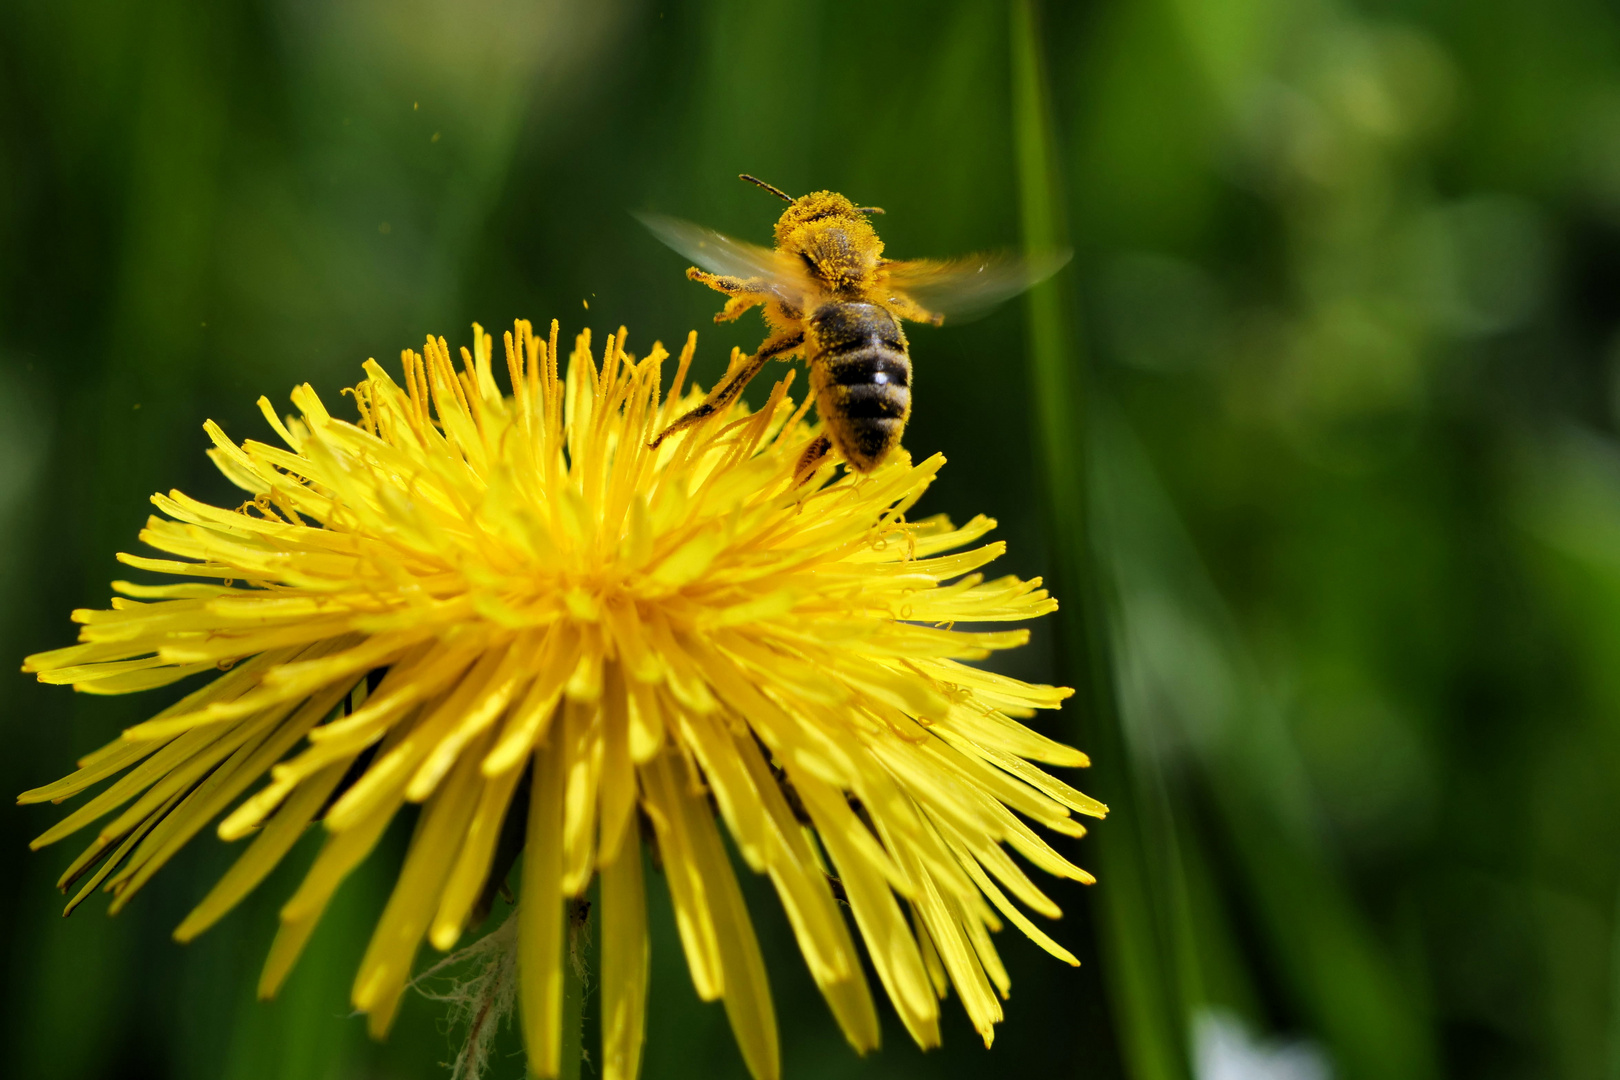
(3, 0), (1619, 1077)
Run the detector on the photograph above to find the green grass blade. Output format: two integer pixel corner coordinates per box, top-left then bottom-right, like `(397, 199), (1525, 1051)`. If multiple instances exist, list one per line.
(1010, 4), (1189, 1078)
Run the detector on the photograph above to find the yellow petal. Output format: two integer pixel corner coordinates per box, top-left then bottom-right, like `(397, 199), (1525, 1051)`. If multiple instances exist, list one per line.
(600, 836), (649, 1080)
(519, 741), (567, 1077)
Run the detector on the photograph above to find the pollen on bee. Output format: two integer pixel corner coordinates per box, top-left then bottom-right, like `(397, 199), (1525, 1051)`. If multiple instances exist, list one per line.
(642, 177), (1059, 474)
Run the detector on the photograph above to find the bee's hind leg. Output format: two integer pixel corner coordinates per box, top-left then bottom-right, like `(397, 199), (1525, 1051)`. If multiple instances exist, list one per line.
(793, 434), (833, 486)
(650, 332), (804, 451)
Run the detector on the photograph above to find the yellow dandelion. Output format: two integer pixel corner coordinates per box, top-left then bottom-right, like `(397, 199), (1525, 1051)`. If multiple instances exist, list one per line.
(20, 320), (1106, 1080)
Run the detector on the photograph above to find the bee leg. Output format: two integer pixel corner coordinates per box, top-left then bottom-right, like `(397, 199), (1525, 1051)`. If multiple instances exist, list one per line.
(793, 434), (832, 486)
(687, 268), (749, 292)
(648, 354), (768, 448)
(716, 294), (760, 323)
(887, 294), (944, 327)
(687, 269), (769, 323)
(649, 332), (804, 450)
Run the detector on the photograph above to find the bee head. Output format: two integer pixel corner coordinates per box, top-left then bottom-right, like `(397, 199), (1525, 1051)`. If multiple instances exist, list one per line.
(773, 191), (883, 257)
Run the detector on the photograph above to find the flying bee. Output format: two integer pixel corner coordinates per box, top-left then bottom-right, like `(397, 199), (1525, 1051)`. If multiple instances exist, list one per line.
(638, 175), (1070, 474)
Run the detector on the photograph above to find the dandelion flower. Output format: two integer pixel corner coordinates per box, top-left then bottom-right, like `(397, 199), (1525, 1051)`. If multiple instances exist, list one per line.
(21, 321), (1106, 1080)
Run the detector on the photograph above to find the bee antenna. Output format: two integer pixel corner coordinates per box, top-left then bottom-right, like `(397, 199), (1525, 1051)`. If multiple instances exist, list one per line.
(739, 174), (794, 203)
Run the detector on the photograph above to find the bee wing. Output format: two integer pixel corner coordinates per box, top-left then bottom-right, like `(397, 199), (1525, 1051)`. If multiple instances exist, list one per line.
(635, 211), (815, 305)
(882, 249), (1072, 323)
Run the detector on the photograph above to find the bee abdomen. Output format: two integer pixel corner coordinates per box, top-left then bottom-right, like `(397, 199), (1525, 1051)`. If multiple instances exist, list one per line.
(809, 302), (913, 472)
(825, 350), (910, 418)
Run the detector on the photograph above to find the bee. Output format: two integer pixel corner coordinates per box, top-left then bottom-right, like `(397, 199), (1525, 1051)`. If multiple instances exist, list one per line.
(638, 175), (1069, 474)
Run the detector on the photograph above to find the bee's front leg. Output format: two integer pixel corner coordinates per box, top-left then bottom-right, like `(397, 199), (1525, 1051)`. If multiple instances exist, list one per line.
(688, 268), (769, 323)
(886, 294), (944, 327)
(716, 295), (761, 323)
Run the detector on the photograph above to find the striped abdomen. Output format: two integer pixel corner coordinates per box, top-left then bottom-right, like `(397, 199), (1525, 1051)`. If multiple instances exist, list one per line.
(807, 302), (912, 472)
